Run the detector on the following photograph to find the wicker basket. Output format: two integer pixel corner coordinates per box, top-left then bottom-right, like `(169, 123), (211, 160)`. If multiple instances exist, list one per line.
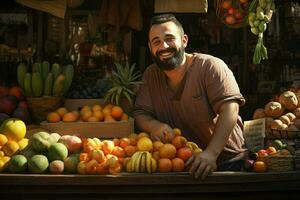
(261, 155), (295, 172)
(266, 129), (300, 139)
(27, 97), (64, 124)
(215, 0), (249, 29)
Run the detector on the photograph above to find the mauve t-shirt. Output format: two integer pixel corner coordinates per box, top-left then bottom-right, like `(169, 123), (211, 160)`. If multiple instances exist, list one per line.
(133, 53), (247, 163)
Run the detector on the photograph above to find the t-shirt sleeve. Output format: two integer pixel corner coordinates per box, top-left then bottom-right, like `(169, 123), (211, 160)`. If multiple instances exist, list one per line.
(132, 68), (155, 118)
(204, 57), (245, 114)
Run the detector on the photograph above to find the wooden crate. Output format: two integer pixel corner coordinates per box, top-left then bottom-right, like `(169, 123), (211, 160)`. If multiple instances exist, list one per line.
(40, 118), (134, 139)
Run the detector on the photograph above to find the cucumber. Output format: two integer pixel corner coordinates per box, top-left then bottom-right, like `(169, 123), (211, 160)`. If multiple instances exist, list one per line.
(32, 72), (43, 97)
(43, 73), (54, 96)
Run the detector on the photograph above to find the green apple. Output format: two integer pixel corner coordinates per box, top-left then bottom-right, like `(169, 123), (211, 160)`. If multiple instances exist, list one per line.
(0, 118), (26, 141)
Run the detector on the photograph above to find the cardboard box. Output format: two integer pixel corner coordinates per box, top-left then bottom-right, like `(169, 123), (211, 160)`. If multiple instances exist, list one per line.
(40, 118), (134, 139)
(64, 99), (105, 111)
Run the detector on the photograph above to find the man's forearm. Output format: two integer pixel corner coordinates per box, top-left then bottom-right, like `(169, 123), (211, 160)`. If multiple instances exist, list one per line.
(205, 101), (239, 158)
(135, 114), (163, 133)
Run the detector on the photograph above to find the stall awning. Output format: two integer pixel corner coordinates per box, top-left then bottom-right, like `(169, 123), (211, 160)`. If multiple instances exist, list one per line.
(16, 0), (67, 18)
(155, 0), (208, 13)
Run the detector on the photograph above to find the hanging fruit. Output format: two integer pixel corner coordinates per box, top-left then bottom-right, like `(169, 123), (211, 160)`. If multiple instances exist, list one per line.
(248, 0), (275, 64)
(216, 0), (250, 28)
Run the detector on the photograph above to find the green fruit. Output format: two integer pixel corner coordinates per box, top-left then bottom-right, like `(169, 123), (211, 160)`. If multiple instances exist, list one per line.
(259, 22), (267, 32)
(52, 74), (66, 96)
(251, 27), (259, 35)
(28, 154), (49, 173)
(272, 139), (283, 150)
(64, 154), (79, 173)
(41, 61), (50, 81)
(24, 73), (32, 97)
(47, 143), (68, 162)
(8, 154), (28, 173)
(62, 64), (74, 95)
(43, 73), (54, 96)
(30, 131), (56, 153)
(17, 63), (27, 90)
(32, 72), (43, 97)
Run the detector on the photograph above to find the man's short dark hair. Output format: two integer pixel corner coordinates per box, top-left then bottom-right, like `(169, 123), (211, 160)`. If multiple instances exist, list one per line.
(150, 14), (184, 36)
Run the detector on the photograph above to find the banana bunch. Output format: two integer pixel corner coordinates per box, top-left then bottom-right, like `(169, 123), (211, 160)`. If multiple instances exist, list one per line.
(17, 61), (74, 97)
(187, 141), (203, 154)
(126, 151), (157, 173)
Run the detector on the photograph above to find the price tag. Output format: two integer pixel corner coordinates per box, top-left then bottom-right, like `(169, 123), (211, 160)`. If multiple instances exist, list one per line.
(243, 118), (266, 152)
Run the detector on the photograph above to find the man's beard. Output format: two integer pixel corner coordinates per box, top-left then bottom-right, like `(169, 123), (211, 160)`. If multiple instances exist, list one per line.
(151, 46), (185, 71)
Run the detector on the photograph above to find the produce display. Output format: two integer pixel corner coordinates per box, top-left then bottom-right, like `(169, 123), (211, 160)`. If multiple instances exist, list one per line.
(46, 103), (129, 123)
(247, 0), (275, 64)
(17, 61), (74, 97)
(0, 118), (203, 175)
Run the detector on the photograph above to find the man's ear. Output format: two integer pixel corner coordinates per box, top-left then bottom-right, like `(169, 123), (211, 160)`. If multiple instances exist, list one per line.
(182, 34), (188, 48)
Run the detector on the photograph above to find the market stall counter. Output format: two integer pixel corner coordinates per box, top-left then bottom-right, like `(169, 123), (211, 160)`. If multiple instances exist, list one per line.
(1, 171), (300, 200)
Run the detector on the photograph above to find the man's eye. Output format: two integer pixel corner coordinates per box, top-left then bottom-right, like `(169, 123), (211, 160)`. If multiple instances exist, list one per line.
(152, 41), (160, 46)
(165, 37), (175, 42)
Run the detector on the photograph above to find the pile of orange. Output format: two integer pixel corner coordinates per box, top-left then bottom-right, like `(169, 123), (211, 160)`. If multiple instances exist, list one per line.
(46, 104), (129, 123)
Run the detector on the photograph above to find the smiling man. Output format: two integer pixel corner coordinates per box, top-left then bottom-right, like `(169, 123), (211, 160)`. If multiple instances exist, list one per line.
(133, 14), (247, 179)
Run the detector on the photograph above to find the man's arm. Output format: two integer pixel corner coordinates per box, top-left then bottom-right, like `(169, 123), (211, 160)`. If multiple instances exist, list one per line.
(186, 100), (240, 179)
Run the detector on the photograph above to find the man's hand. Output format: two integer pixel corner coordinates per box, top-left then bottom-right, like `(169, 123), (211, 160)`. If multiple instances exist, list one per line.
(150, 123), (175, 143)
(185, 150), (217, 180)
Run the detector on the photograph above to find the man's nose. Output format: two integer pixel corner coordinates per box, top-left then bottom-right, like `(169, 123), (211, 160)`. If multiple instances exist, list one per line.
(160, 41), (170, 49)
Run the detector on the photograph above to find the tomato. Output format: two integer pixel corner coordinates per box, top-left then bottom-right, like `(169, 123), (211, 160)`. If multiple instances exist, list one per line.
(225, 15), (236, 25)
(221, 0), (232, 10)
(234, 11), (243, 20)
(228, 7), (235, 15)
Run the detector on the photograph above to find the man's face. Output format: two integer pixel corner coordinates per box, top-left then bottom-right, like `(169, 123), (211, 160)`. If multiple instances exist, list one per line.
(148, 21), (188, 71)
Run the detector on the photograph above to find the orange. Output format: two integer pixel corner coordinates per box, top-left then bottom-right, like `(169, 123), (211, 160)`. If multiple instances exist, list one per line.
(62, 112), (78, 122)
(102, 105), (112, 116)
(172, 157), (185, 172)
(47, 112), (61, 123)
(172, 136), (187, 149)
(152, 151), (160, 161)
(253, 161), (267, 173)
(159, 143), (177, 159)
(158, 158), (172, 172)
(93, 110), (104, 121)
(112, 146), (125, 158)
(92, 104), (102, 112)
(153, 141), (164, 151)
(111, 106), (124, 120)
(124, 145), (137, 157)
(129, 137), (137, 146)
(113, 138), (120, 146)
(104, 115), (116, 122)
(121, 113), (129, 121)
(80, 105), (91, 113)
(87, 116), (100, 122)
(137, 137), (153, 152)
(2, 140), (19, 156)
(96, 162), (109, 175)
(81, 110), (93, 122)
(280, 149), (291, 155)
(56, 107), (68, 117)
(176, 147), (193, 161)
(266, 146), (277, 155)
(119, 137), (130, 148)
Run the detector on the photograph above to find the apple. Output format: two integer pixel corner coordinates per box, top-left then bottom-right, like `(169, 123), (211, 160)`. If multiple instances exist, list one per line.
(0, 118), (26, 141)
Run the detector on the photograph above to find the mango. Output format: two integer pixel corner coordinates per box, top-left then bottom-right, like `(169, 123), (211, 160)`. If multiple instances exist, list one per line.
(59, 135), (82, 153)
(28, 154), (49, 173)
(64, 153), (79, 173)
(0, 156), (11, 172)
(49, 160), (64, 174)
(8, 154), (28, 173)
(47, 143), (68, 162)
(18, 138), (29, 151)
(30, 131), (56, 153)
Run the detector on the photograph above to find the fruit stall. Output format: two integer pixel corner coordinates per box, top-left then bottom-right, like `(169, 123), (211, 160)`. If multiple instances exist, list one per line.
(0, 0), (300, 199)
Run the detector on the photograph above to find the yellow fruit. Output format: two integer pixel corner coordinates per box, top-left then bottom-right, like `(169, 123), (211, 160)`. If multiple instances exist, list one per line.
(0, 156), (11, 172)
(18, 138), (29, 151)
(2, 140), (19, 156)
(0, 134), (8, 146)
(137, 137), (153, 152)
(0, 151), (4, 157)
(1, 118), (26, 141)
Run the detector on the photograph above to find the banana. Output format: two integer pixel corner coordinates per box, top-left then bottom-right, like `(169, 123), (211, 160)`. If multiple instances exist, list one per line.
(130, 151), (141, 172)
(134, 152), (143, 172)
(151, 158), (157, 173)
(140, 152), (146, 173)
(126, 159), (132, 172)
(145, 151), (152, 173)
(187, 141), (199, 150)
